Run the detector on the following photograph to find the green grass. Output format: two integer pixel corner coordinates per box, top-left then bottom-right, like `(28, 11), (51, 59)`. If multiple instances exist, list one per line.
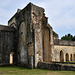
(0, 66), (75, 75)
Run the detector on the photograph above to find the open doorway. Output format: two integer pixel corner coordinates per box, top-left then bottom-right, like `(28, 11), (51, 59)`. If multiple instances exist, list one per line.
(10, 52), (14, 64)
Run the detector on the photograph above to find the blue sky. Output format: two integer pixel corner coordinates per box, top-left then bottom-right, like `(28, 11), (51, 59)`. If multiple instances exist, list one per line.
(0, 0), (75, 38)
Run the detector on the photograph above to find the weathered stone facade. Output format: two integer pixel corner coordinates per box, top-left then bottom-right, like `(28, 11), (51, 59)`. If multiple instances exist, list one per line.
(38, 62), (75, 71)
(8, 3), (54, 68)
(0, 25), (16, 65)
(54, 40), (75, 62)
(0, 3), (75, 68)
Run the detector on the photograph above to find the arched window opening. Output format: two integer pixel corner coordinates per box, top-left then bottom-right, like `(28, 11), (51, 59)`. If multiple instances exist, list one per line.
(70, 54), (72, 61)
(60, 50), (64, 62)
(74, 54), (75, 61)
(66, 53), (69, 62)
(43, 27), (51, 62)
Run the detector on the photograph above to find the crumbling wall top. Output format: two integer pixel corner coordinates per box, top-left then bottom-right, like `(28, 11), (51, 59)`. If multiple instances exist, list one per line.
(54, 39), (75, 46)
(8, 2), (45, 24)
(0, 25), (16, 31)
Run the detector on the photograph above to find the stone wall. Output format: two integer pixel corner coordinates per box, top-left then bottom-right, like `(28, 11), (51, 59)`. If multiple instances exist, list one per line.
(31, 3), (54, 67)
(0, 25), (16, 65)
(38, 62), (75, 71)
(54, 45), (75, 62)
(54, 39), (75, 46)
(8, 3), (34, 68)
(31, 3), (44, 67)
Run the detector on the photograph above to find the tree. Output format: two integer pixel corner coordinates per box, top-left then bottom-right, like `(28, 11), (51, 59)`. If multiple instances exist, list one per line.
(61, 34), (75, 41)
(72, 36), (75, 41)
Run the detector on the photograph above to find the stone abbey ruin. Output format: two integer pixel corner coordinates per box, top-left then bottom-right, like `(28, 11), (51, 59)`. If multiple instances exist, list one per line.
(0, 3), (75, 69)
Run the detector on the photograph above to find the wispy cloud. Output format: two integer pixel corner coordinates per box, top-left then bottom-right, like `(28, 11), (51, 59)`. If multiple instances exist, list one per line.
(0, 0), (75, 38)
(36, 0), (75, 37)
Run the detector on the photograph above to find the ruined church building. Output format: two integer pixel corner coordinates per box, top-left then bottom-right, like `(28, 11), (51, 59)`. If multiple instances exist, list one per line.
(0, 3), (75, 68)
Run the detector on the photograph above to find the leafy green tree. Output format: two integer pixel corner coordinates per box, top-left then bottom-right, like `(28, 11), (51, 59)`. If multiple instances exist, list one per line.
(61, 34), (75, 41)
(72, 36), (75, 41)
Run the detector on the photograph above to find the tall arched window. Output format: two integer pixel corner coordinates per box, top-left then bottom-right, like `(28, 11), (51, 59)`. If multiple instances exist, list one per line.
(60, 50), (64, 62)
(43, 27), (51, 62)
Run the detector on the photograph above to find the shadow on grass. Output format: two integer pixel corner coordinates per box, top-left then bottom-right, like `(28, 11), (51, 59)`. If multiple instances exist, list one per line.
(0, 65), (31, 70)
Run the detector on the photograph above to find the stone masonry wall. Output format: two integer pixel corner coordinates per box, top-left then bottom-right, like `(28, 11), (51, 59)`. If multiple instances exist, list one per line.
(54, 39), (75, 46)
(31, 3), (54, 67)
(31, 4), (44, 67)
(0, 26), (16, 65)
(8, 3), (34, 68)
(54, 45), (75, 62)
(38, 62), (75, 71)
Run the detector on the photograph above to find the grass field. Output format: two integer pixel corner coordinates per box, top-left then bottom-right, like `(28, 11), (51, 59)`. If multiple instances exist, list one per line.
(0, 66), (75, 75)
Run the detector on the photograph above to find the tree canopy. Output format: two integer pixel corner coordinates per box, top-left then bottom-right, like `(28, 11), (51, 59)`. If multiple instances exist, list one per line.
(61, 34), (75, 41)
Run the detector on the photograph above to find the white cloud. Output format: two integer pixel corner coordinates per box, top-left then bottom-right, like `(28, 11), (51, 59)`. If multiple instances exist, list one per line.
(0, 0), (75, 38)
